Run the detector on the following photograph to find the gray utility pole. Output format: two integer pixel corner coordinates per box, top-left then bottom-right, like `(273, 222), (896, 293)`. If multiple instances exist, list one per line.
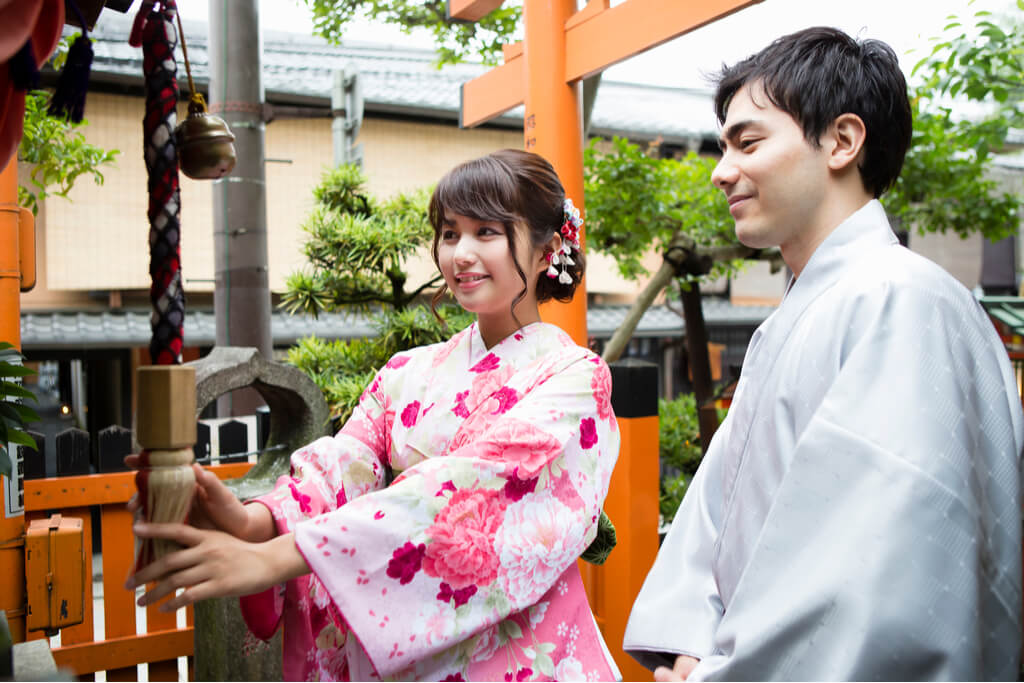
(332, 67), (363, 167)
(208, 0), (272, 416)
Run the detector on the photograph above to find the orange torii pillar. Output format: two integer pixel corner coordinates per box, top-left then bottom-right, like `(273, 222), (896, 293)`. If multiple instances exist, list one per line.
(455, 0), (761, 677)
(0, 159), (36, 644)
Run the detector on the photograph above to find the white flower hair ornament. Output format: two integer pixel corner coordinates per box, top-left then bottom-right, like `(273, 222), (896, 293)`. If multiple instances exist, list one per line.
(547, 198), (583, 285)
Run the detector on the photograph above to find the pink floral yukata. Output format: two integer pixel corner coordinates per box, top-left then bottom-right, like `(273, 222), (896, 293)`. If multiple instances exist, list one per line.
(241, 321), (621, 681)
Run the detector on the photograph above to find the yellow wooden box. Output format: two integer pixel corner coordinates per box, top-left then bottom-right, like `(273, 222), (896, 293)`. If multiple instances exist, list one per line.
(25, 514), (85, 635)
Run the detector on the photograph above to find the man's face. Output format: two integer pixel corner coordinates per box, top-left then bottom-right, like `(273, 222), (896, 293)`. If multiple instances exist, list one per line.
(711, 82), (831, 255)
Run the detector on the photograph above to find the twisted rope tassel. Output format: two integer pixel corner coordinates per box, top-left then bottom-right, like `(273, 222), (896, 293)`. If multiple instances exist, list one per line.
(141, 0), (184, 366)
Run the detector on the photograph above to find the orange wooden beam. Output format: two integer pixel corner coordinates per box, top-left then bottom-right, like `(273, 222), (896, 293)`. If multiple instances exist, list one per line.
(24, 463), (253, 510)
(565, 0), (763, 82)
(51, 628), (193, 675)
(448, 0), (506, 22)
(462, 0), (763, 129)
(460, 51), (524, 129)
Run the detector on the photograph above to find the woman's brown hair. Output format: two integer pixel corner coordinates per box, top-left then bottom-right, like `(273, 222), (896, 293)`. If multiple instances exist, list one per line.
(427, 149), (585, 318)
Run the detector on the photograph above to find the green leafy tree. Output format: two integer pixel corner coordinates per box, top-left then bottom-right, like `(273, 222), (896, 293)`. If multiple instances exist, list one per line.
(305, 0), (519, 66)
(0, 343), (39, 480)
(18, 91), (119, 216)
(884, 2), (1022, 241)
(585, 136), (781, 452)
(283, 164), (472, 423)
(302, 0), (605, 132)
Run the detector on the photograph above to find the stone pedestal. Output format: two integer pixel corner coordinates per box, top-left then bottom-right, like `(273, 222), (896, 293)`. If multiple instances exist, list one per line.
(187, 346), (330, 681)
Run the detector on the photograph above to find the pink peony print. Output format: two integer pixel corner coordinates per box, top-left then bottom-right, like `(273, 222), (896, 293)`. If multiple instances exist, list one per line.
(470, 624), (503, 663)
(487, 386), (520, 415)
(386, 354), (411, 370)
(386, 541), (426, 585)
(477, 419), (562, 478)
(289, 482), (313, 515)
(401, 400), (421, 428)
(469, 353), (500, 373)
(503, 468), (538, 502)
(436, 581), (478, 607)
(452, 390), (470, 419)
(497, 494), (586, 603)
(579, 418), (598, 450)
(422, 488), (506, 589)
(590, 362), (615, 425)
(468, 366), (514, 412)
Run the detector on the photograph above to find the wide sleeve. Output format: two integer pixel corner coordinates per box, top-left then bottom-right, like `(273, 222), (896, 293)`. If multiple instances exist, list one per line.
(623, 416), (731, 669)
(238, 358), (399, 639)
(293, 351), (620, 678)
(689, 287), (1023, 681)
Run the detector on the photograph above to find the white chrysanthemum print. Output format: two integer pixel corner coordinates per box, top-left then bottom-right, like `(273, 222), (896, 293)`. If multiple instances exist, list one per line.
(555, 656), (587, 681)
(496, 493), (586, 604)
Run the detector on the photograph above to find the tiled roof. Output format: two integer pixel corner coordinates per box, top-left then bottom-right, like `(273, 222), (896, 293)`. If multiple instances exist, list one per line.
(20, 300), (775, 350)
(81, 12), (719, 145)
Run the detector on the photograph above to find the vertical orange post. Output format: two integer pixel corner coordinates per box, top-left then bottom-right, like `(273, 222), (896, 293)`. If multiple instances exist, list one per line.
(603, 359), (660, 680)
(522, 0), (588, 347)
(0, 159), (27, 643)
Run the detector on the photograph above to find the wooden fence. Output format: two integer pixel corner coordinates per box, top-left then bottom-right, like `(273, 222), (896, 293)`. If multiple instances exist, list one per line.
(20, 418), (262, 680)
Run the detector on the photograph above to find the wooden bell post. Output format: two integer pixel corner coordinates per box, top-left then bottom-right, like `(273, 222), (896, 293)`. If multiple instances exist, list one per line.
(133, 365), (197, 570)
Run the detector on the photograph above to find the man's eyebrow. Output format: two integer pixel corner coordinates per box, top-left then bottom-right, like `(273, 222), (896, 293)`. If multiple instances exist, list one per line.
(718, 119), (757, 148)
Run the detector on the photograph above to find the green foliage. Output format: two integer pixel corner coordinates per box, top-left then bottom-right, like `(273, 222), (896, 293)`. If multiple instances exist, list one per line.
(0, 343), (40, 480)
(304, 0), (521, 65)
(286, 305), (472, 422)
(912, 2), (1023, 132)
(884, 3), (1021, 241)
(284, 163), (475, 421)
(584, 137), (742, 285)
(18, 91), (119, 215)
(657, 394), (706, 523)
(281, 164), (440, 316)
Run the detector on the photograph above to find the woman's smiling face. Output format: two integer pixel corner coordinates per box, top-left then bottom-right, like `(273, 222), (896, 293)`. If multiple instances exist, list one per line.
(437, 212), (545, 345)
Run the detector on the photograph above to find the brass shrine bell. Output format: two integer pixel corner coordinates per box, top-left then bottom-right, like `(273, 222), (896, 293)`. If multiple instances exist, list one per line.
(174, 99), (237, 180)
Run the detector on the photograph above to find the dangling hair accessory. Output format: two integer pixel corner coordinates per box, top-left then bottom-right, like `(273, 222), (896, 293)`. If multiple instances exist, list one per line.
(547, 197), (583, 285)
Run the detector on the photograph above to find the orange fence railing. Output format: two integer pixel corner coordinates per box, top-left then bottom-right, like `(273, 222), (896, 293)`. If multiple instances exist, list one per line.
(23, 462), (252, 680)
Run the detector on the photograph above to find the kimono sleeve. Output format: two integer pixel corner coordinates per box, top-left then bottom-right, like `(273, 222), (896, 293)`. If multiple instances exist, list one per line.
(689, 287), (1023, 681)
(239, 360), (398, 639)
(291, 351), (620, 678)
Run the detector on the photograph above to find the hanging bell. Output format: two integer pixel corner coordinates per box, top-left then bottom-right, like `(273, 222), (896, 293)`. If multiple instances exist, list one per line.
(174, 96), (237, 180)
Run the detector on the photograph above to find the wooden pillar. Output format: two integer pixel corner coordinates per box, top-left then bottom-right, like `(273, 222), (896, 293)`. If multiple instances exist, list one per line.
(0, 158), (36, 644)
(600, 358), (660, 680)
(523, 0), (588, 347)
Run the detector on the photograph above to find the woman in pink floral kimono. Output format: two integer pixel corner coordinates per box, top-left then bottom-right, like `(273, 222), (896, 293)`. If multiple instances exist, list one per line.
(128, 149), (621, 681)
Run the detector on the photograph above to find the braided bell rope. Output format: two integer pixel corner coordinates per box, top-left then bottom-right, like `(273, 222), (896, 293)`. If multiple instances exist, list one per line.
(141, 0), (184, 365)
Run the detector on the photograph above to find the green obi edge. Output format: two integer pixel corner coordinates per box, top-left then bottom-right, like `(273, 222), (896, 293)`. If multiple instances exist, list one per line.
(580, 509), (616, 565)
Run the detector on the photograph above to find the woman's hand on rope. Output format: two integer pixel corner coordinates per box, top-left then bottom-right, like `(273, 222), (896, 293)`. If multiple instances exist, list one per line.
(125, 456), (275, 543)
(125, 525), (308, 611)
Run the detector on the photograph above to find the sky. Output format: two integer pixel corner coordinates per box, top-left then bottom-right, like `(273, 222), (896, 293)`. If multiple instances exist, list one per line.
(175, 0), (1018, 91)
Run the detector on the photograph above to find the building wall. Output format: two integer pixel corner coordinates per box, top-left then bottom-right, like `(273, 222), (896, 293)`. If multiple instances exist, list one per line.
(20, 92), (648, 311)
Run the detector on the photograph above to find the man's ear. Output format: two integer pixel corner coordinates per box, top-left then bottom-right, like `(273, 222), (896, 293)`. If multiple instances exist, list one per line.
(827, 113), (867, 172)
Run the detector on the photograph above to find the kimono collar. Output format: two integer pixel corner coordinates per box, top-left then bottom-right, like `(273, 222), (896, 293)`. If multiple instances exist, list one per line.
(783, 199), (897, 307)
(747, 200), (897, 362)
(466, 320), (559, 366)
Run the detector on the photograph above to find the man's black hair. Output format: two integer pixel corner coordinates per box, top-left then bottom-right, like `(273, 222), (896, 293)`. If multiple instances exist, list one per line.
(713, 26), (912, 198)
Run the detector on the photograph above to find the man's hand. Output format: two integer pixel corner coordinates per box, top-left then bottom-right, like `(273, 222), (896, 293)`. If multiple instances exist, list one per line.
(654, 655), (699, 681)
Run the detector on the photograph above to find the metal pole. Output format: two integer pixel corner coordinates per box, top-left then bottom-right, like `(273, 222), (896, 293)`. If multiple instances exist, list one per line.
(208, 0), (272, 416)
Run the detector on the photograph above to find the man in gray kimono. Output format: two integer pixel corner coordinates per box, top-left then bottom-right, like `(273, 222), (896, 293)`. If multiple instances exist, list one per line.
(624, 26), (1024, 681)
